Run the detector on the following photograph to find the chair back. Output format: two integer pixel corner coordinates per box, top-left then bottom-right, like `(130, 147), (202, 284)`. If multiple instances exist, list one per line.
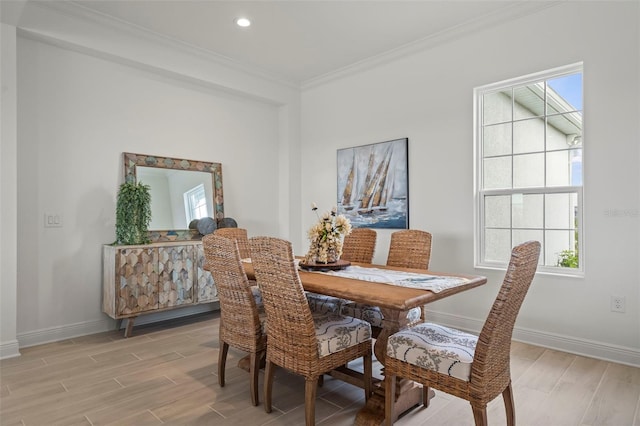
(386, 229), (432, 270)
(471, 240), (540, 391)
(214, 227), (251, 259)
(202, 234), (263, 352)
(249, 236), (319, 364)
(341, 228), (377, 263)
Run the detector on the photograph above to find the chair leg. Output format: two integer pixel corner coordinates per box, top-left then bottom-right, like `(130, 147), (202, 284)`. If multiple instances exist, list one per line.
(305, 377), (318, 426)
(264, 360), (275, 413)
(422, 385), (430, 408)
(471, 404), (488, 426)
(249, 351), (261, 406)
(384, 374), (397, 426)
(502, 382), (516, 426)
(218, 341), (229, 387)
(363, 352), (372, 401)
(318, 374), (324, 387)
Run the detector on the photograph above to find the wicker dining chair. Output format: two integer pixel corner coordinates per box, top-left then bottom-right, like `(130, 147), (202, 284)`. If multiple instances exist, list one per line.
(384, 240), (541, 426)
(307, 228), (378, 315)
(342, 229), (431, 332)
(202, 234), (266, 406)
(214, 227), (251, 259)
(249, 236), (373, 426)
(342, 228), (377, 263)
(386, 229), (432, 270)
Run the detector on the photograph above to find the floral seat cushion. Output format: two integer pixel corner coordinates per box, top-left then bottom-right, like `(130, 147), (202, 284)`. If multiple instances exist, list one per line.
(386, 322), (477, 381)
(306, 292), (346, 314)
(312, 312), (371, 357)
(341, 302), (422, 328)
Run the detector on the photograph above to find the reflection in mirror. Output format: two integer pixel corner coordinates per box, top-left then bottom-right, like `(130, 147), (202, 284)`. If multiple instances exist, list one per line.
(137, 167), (214, 230)
(123, 152), (224, 242)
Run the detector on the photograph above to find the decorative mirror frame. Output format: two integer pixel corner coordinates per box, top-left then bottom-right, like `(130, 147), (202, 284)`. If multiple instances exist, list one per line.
(123, 152), (224, 242)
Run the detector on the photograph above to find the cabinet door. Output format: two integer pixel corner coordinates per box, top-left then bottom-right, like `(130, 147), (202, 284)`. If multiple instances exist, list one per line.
(196, 244), (218, 303)
(158, 245), (195, 308)
(115, 247), (158, 316)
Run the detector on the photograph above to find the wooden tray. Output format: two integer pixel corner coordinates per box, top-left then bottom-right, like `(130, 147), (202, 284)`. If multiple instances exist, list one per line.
(299, 259), (351, 271)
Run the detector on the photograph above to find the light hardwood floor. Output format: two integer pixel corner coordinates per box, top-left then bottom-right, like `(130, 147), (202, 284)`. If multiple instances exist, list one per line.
(1, 312), (639, 426)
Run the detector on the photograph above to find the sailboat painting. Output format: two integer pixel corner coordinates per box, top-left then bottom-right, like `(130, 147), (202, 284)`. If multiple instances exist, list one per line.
(337, 138), (408, 229)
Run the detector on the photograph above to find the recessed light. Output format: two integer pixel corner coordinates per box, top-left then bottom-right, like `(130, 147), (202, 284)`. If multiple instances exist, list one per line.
(235, 17), (251, 28)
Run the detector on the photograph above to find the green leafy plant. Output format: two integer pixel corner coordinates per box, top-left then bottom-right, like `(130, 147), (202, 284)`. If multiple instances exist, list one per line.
(557, 249), (579, 268)
(115, 181), (152, 245)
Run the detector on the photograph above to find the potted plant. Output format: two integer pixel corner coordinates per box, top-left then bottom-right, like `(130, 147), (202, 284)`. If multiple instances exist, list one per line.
(115, 181), (152, 245)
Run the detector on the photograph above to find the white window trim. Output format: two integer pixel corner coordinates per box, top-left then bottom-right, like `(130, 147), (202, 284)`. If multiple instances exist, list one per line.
(473, 62), (584, 277)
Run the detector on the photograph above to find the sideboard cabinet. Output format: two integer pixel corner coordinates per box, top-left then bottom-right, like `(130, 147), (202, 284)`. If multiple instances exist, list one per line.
(103, 241), (217, 336)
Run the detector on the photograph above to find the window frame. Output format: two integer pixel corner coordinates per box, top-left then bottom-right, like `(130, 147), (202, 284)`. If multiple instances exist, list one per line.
(184, 183), (209, 224)
(473, 62), (584, 277)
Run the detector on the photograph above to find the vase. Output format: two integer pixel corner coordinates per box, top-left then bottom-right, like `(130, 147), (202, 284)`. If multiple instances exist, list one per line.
(320, 246), (339, 264)
(307, 244), (339, 264)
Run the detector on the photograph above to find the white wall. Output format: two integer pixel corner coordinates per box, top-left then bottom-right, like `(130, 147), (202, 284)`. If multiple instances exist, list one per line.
(1, 24), (20, 359)
(15, 36), (281, 342)
(301, 2), (640, 364)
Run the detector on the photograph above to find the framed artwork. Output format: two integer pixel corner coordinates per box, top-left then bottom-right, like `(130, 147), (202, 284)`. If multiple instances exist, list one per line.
(337, 138), (408, 229)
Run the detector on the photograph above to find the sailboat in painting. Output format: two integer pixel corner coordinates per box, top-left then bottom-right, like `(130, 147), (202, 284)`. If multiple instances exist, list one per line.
(341, 152), (357, 211)
(358, 145), (392, 215)
(337, 138), (408, 229)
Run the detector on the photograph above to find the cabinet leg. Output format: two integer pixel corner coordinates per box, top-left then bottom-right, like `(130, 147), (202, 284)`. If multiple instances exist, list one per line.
(124, 317), (136, 338)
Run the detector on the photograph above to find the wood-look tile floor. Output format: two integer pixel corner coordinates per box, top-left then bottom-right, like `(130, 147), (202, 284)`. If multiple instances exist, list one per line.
(1, 312), (639, 426)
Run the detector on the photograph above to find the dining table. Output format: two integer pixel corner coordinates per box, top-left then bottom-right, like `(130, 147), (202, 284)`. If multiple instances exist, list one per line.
(242, 259), (487, 425)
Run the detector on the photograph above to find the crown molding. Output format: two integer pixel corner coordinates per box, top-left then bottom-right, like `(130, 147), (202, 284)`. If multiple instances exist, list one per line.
(301, 1), (563, 90)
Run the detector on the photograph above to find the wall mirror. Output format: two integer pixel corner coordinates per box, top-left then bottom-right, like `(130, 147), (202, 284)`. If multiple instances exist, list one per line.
(123, 152), (224, 241)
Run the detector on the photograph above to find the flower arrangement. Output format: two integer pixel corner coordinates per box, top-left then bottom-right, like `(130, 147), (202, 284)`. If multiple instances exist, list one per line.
(305, 203), (352, 264)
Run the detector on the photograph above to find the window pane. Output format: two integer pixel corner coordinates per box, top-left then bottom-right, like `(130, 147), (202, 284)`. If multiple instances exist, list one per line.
(513, 153), (544, 188)
(545, 193), (577, 229)
(512, 193), (543, 229)
(545, 230), (578, 267)
(514, 118), (544, 154)
(514, 82), (544, 120)
(485, 195), (511, 228)
(547, 112), (582, 151)
(485, 228), (511, 262)
(570, 149), (582, 186)
(483, 90), (512, 125)
(512, 230), (543, 259)
(484, 156), (512, 189)
(547, 73), (582, 114)
(546, 150), (570, 187)
(483, 123), (512, 157)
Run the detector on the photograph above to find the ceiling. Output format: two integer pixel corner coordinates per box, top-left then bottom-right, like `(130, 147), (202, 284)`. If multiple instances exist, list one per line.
(4, 0), (553, 86)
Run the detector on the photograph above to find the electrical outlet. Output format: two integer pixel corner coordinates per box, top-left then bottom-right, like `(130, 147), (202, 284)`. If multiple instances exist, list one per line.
(44, 213), (63, 228)
(611, 295), (626, 313)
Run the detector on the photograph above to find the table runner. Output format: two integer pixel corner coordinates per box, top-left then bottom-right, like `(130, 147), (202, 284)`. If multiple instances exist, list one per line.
(310, 265), (470, 293)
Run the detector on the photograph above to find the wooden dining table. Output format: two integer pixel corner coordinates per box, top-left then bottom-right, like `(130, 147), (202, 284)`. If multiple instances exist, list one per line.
(243, 260), (487, 425)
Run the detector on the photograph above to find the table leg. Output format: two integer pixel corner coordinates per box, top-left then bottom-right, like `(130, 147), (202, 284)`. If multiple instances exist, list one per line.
(355, 307), (427, 425)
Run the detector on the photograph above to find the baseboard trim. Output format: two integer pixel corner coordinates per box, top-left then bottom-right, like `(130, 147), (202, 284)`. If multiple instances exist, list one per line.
(17, 318), (114, 349)
(10, 306), (638, 367)
(0, 339), (21, 359)
(16, 303), (220, 350)
(426, 310), (640, 368)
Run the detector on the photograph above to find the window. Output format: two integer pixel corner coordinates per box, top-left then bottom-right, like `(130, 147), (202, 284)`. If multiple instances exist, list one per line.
(184, 184), (209, 223)
(474, 63), (583, 275)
